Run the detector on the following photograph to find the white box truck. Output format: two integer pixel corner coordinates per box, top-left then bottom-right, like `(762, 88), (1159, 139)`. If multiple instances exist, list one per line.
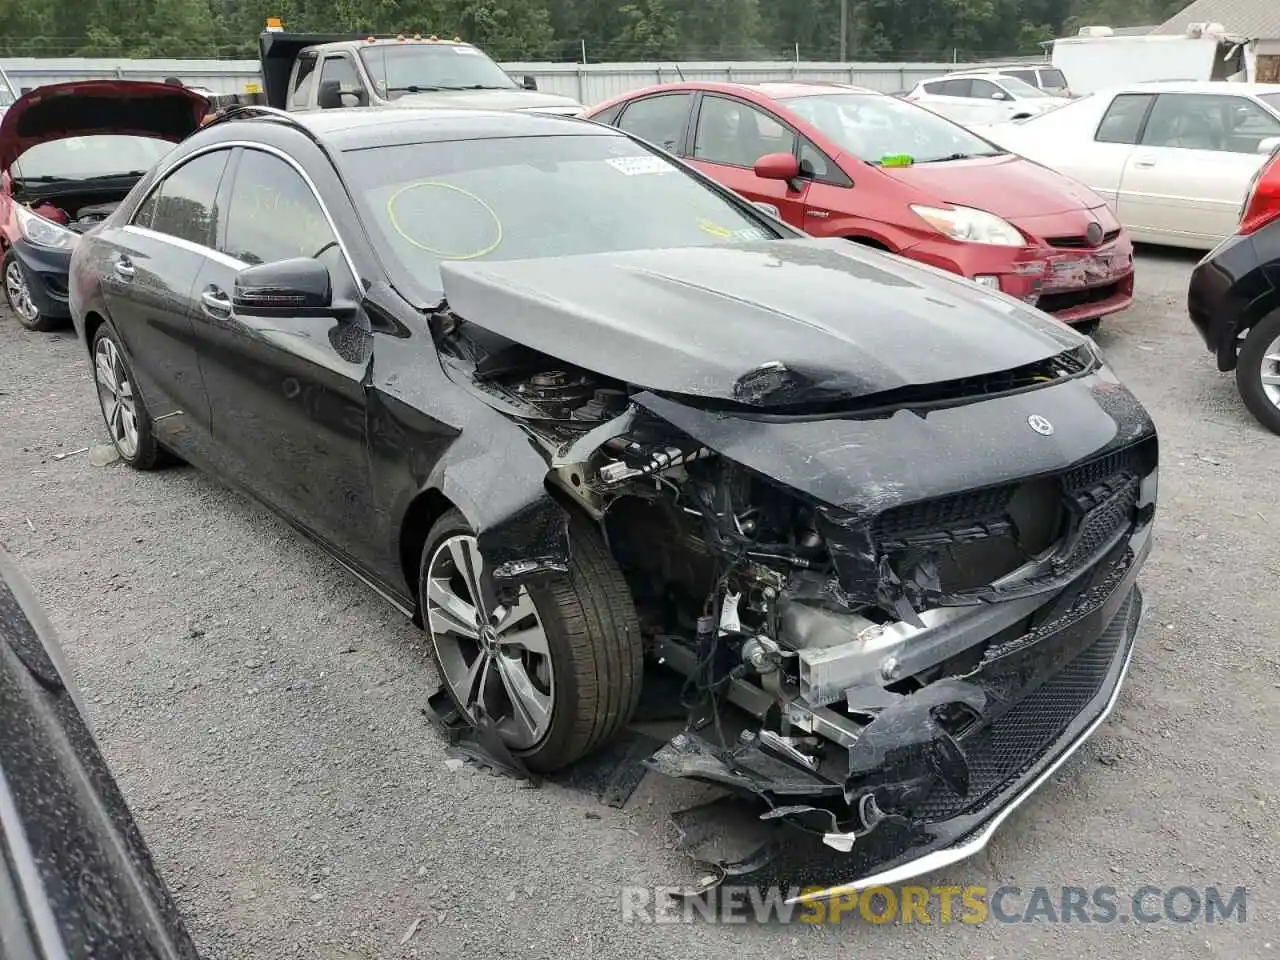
(1052, 22), (1254, 95)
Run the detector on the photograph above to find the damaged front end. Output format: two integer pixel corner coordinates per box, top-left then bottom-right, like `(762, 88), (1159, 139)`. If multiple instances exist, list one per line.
(429, 273), (1156, 892)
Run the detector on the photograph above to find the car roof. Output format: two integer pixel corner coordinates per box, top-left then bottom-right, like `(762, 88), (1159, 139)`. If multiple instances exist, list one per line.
(1103, 80), (1280, 96)
(216, 106), (616, 151)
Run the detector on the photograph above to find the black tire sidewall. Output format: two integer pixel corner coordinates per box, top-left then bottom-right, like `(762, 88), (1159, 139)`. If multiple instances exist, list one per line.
(1235, 310), (1280, 436)
(91, 323), (159, 467)
(4, 250), (50, 332)
(418, 509), (586, 772)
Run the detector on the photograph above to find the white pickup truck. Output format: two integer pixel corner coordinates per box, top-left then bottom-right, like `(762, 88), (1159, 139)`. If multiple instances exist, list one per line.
(257, 20), (584, 116)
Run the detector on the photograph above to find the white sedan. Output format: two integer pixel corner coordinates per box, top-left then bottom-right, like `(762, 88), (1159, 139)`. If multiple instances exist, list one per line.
(972, 81), (1280, 249)
(905, 72), (1070, 126)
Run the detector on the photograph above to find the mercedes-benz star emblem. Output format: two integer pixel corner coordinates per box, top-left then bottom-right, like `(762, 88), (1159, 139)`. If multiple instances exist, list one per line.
(1027, 414), (1055, 436)
(1086, 221), (1104, 246)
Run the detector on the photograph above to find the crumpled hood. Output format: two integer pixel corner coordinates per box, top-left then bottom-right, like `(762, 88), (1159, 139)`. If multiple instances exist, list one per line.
(441, 238), (1084, 408)
(878, 153), (1107, 218)
(0, 80), (208, 172)
(389, 89), (582, 113)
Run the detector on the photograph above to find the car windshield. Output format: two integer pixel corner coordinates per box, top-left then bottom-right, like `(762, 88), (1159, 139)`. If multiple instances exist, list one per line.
(343, 134), (780, 302)
(359, 44), (517, 96)
(998, 76), (1053, 98)
(12, 136), (174, 181)
(779, 92), (1005, 164)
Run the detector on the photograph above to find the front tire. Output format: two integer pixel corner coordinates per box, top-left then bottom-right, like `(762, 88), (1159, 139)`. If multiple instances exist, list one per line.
(1235, 310), (1280, 436)
(420, 509), (643, 772)
(4, 251), (57, 332)
(92, 325), (162, 469)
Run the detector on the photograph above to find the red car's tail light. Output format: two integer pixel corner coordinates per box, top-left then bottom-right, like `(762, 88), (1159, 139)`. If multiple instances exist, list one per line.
(1239, 149), (1280, 236)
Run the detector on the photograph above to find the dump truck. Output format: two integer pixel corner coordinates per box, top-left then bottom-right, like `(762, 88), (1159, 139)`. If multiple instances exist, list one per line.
(257, 18), (584, 115)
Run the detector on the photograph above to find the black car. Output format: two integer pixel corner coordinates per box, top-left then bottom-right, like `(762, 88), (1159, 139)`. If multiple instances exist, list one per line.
(0, 79), (208, 331)
(1188, 148), (1280, 434)
(69, 105), (1157, 893)
(0, 548), (201, 959)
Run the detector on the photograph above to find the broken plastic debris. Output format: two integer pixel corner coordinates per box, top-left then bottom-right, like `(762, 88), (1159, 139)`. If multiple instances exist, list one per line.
(52, 446), (89, 461)
(822, 831), (857, 852)
(89, 443), (120, 466)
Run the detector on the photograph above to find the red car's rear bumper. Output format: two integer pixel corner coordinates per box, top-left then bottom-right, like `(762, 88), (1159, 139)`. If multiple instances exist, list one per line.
(899, 233), (1135, 327)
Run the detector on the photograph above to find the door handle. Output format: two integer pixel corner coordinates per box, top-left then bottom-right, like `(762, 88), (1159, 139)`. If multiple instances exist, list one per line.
(1133, 156), (1157, 168)
(201, 287), (232, 316)
(113, 258), (135, 279)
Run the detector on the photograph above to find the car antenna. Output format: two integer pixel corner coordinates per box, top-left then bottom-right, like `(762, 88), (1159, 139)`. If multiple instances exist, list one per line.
(672, 62), (685, 81)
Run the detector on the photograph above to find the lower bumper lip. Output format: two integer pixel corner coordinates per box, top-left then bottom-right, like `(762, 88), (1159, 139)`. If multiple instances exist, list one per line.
(787, 583), (1145, 905)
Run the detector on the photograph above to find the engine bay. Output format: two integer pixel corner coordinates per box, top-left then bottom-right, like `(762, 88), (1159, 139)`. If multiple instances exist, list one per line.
(28, 197), (124, 234)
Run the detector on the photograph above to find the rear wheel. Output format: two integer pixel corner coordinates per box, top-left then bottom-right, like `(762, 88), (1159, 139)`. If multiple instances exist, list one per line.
(420, 509), (643, 772)
(92, 325), (162, 469)
(1235, 310), (1280, 436)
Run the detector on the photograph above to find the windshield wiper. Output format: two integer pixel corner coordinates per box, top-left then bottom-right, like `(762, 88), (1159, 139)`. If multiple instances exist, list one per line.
(13, 175), (71, 183)
(77, 170), (150, 180)
(917, 151), (1006, 164)
(388, 85), (445, 93)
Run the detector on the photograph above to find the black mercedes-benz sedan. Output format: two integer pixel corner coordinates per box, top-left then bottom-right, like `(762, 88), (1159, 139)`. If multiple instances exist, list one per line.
(69, 105), (1157, 894)
(1187, 147), (1280, 434)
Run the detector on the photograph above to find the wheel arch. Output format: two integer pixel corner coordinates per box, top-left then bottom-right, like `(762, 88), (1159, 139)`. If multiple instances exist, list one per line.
(398, 486), (457, 614)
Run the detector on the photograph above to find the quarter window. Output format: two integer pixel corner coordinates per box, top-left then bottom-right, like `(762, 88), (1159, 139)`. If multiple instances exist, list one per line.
(292, 54), (318, 107)
(1095, 94), (1155, 144)
(135, 150), (230, 247)
(616, 93), (692, 152)
(221, 149), (336, 265)
(693, 96), (796, 168)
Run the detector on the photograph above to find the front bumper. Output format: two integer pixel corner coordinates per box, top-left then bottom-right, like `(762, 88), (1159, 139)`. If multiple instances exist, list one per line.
(1187, 231), (1271, 372)
(654, 515), (1150, 897)
(900, 235), (1135, 326)
(10, 238), (73, 320)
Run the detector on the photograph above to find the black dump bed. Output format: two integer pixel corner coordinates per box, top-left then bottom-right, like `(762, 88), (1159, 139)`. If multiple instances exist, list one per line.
(258, 30), (360, 108)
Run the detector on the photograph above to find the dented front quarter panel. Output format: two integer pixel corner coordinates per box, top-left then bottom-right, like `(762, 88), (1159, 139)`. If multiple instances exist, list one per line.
(360, 284), (569, 602)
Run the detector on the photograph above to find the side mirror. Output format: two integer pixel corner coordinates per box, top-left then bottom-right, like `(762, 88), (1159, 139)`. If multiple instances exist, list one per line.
(1257, 136), (1280, 156)
(752, 200), (782, 219)
(753, 152), (801, 182)
(233, 258), (332, 314)
(317, 79), (343, 109)
(991, 91), (1008, 100)
(522, 75), (538, 91)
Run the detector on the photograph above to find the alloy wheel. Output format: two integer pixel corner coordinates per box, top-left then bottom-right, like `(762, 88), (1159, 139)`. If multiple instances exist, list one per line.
(94, 337), (140, 460)
(4, 260), (40, 325)
(1260, 333), (1280, 409)
(426, 534), (555, 749)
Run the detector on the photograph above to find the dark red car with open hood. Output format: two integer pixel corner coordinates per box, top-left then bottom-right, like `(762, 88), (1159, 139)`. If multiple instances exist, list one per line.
(587, 81), (1135, 334)
(1, 80), (208, 330)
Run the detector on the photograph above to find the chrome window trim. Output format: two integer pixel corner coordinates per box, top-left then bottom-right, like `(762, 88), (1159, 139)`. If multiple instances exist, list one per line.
(121, 224), (247, 270)
(128, 139), (361, 286)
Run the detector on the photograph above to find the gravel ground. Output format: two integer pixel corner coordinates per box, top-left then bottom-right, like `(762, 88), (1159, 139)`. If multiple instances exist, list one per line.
(1, 247), (1277, 959)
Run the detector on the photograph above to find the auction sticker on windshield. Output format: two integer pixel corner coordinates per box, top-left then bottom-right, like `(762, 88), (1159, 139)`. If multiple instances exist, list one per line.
(605, 156), (674, 176)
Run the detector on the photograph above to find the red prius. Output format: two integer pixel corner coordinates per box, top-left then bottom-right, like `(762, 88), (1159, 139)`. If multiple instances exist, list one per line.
(587, 81), (1134, 333)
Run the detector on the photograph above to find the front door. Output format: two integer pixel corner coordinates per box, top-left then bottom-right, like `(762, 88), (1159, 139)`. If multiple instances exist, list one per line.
(186, 146), (378, 567)
(1118, 92), (1280, 244)
(95, 149), (234, 459)
(687, 94), (810, 228)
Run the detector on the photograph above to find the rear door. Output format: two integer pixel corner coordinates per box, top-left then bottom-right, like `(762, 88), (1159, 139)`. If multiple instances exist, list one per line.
(188, 145), (377, 563)
(1118, 92), (1278, 243)
(97, 149), (233, 460)
(1071, 92), (1153, 209)
(687, 94), (809, 227)
(613, 91), (694, 154)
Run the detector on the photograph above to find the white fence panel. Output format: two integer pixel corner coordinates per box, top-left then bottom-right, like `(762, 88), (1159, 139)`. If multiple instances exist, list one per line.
(0, 57), (967, 104)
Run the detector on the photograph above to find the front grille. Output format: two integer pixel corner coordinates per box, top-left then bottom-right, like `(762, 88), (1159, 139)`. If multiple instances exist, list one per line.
(872, 439), (1153, 598)
(1038, 281), (1123, 315)
(905, 590), (1136, 822)
(1046, 229), (1121, 249)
